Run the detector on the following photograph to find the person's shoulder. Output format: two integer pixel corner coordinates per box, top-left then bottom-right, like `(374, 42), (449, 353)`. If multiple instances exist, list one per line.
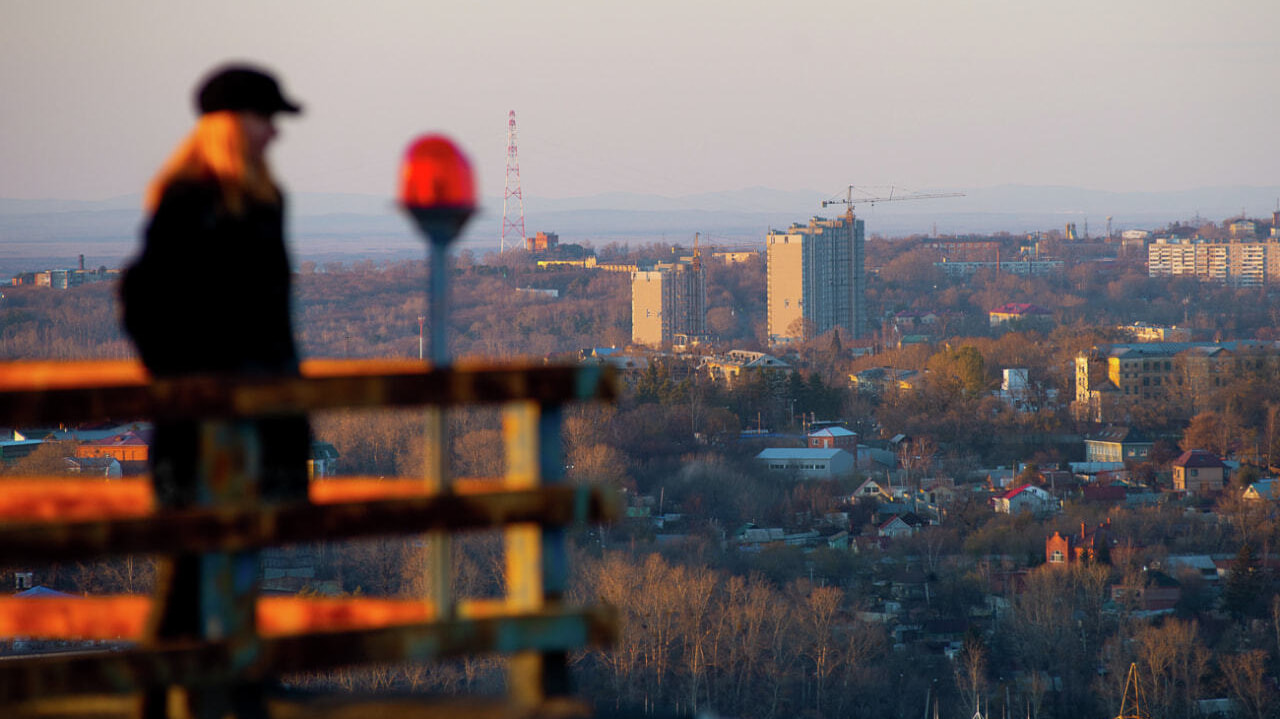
(148, 178), (223, 229)
(157, 178), (220, 208)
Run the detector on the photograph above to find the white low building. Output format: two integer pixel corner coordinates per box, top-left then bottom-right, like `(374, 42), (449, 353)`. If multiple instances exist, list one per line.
(993, 484), (1058, 515)
(754, 448), (855, 480)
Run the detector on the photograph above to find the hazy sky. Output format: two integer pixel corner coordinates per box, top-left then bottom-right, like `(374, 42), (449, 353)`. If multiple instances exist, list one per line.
(3, 0), (1278, 204)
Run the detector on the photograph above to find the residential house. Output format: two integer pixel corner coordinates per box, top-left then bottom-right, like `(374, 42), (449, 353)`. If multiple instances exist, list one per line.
(734, 525), (827, 551)
(1117, 322), (1192, 343)
(1111, 570), (1181, 613)
(1212, 553), (1280, 579)
(0, 436), (44, 463)
(74, 429), (151, 463)
(1083, 426), (1154, 464)
(920, 479), (962, 509)
(892, 309), (940, 331)
(993, 484), (1057, 515)
(1069, 461), (1127, 479)
(890, 310), (942, 344)
(579, 349), (649, 391)
(1046, 519), (1112, 566)
(988, 302), (1052, 327)
(878, 512), (929, 538)
(1163, 555), (1219, 582)
(1242, 478), (1279, 501)
(854, 445), (898, 472)
(852, 477), (893, 502)
(64, 456), (122, 478)
(980, 468), (1017, 490)
(896, 334), (932, 348)
(700, 350), (789, 387)
(1081, 485), (1127, 504)
(1040, 469), (1077, 493)
(1172, 450), (1228, 494)
(993, 368), (1056, 413)
(308, 441), (340, 479)
(808, 426), (857, 449)
(754, 447), (854, 480)
(849, 367), (920, 396)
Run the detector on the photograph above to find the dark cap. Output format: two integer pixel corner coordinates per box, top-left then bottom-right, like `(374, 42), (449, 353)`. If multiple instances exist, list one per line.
(196, 64), (302, 116)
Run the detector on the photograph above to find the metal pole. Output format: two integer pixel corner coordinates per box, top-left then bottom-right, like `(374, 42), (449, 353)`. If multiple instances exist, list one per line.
(426, 240), (452, 617)
(399, 134), (475, 627)
(429, 244), (449, 367)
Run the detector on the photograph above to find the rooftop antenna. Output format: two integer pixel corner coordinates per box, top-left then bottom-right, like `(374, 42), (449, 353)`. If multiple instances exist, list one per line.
(500, 110), (526, 253)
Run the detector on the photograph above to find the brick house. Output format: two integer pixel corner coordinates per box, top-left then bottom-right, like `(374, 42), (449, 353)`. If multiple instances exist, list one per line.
(1046, 519), (1112, 566)
(808, 426), (857, 450)
(75, 429), (151, 463)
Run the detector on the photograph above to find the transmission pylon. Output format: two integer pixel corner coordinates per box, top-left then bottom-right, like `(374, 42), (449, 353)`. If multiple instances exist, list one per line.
(500, 110), (526, 253)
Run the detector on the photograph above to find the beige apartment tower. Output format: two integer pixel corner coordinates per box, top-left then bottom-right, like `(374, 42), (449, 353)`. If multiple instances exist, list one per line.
(1148, 238), (1280, 288)
(766, 211), (865, 345)
(631, 256), (706, 348)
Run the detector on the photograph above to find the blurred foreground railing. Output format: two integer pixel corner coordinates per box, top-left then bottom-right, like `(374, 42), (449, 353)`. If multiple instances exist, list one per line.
(0, 358), (619, 718)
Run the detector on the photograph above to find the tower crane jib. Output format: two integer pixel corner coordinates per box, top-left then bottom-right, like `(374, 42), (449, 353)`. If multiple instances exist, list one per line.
(821, 185), (964, 214)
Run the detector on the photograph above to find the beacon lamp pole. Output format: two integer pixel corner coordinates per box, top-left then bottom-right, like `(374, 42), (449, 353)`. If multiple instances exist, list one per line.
(398, 135), (476, 619)
(399, 134), (476, 368)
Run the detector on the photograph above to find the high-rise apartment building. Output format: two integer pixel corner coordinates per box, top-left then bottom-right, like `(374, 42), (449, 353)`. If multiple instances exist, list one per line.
(1148, 238), (1280, 288)
(766, 212), (865, 345)
(631, 255), (706, 348)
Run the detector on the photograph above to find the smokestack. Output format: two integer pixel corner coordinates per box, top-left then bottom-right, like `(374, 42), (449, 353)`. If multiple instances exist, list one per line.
(78, 254), (84, 271)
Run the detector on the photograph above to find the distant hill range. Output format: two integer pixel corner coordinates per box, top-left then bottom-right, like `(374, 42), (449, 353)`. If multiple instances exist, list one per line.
(2, 185), (1278, 274)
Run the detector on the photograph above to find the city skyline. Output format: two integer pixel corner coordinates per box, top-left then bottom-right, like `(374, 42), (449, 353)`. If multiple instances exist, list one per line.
(3, 1), (1278, 206)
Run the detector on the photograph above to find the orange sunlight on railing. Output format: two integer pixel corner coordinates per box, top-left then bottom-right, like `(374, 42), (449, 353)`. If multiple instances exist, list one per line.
(0, 479), (154, 521)
(0, 596), (514, 641)
(0, 477), (519, 522)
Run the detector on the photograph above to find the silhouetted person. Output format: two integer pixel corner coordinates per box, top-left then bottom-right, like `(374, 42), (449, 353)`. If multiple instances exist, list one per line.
(121, 63), (309, 719)
(123, 63), (310, 503)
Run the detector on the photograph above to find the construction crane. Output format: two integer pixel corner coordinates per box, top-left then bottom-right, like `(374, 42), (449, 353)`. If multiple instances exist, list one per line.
(822, 185), (964, 212)
(1115, 662), (1146, 719)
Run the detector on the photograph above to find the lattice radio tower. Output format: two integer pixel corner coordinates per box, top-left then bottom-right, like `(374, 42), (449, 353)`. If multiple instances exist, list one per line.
(501, 110), (526, 253)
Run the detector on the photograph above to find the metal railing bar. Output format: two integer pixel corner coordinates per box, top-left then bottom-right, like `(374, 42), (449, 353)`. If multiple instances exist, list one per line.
(0, 486), (618, 561)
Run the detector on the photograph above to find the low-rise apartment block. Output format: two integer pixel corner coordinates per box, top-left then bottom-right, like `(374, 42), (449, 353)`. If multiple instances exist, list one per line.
(1073, 341), (1280, 422)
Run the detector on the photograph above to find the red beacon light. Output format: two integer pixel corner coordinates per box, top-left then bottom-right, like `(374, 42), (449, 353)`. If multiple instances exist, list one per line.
(399, 134), (476, 244)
